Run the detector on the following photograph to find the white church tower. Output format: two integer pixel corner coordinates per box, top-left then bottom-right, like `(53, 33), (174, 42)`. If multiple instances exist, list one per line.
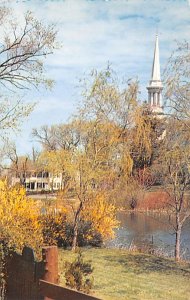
(147, 35), (163, 114)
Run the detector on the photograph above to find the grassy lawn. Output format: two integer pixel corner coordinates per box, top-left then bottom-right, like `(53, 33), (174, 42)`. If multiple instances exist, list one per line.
(58, 248), (190, 300)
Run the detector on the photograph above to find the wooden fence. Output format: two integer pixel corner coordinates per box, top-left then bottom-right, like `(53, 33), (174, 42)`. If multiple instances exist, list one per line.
(5, 246), (101, 300)
(39, 280), (101, 300)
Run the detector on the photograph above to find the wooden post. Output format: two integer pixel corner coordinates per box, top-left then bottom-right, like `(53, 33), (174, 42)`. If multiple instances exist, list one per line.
(42, 246), (59, 300)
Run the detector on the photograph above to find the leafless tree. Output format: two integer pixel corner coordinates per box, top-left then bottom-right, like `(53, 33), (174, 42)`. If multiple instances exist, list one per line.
(156, 118), (190, 261)
(164, 41), (190, 121)
(32, 122), (80, 151)
(0, 7), (58, 131)
(1, 139), (30, 185)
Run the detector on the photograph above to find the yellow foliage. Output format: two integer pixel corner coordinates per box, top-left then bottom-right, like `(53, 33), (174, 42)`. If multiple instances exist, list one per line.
(39, 199), (68, 246)
(131, 107), (153, 161)
(40, 212), (67, 246)
(82, 193), (119, 240)
(0, 180), (43, 254)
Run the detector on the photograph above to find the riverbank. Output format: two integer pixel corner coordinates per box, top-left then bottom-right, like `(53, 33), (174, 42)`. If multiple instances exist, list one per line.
(58, 248), (190, 300)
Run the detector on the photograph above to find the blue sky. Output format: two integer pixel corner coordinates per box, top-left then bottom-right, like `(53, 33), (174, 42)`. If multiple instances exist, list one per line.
(7, 0), (190, 154)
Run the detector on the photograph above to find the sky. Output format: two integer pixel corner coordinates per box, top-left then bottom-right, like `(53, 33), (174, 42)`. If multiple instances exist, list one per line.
(4, 0), (190, 155)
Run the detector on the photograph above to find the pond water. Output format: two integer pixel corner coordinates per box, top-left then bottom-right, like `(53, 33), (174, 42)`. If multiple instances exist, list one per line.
(108, 212), (190, 260)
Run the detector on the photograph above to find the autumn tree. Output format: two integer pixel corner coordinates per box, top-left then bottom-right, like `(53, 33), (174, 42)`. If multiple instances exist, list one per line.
(80, 66), (162, 203)
(69, 121), (121, 250)
(130, 105), (166, 170)
(34, 121), (121, 249)
(36, 148), (72, 192)
(34, 121), (82, 192)
(32, 65), (159, 249)
(32, 122), (81, 192)
(80, 66), (163, 174)
(66, 66), (151, 249)
(79, 65), (138, 131)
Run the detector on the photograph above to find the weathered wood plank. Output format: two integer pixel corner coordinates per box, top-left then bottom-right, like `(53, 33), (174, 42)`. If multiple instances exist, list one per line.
(39, 280), (102, 300)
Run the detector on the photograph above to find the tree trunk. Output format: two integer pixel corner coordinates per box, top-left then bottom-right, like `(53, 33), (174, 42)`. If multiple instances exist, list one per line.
(175, 218), (181, 261)
(72, 221), (78, 251)
(72, 201), (83, 251)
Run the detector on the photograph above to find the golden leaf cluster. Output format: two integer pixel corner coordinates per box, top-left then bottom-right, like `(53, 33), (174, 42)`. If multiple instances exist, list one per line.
(82, 193), (119, 240)
(0, 180), (43, 254)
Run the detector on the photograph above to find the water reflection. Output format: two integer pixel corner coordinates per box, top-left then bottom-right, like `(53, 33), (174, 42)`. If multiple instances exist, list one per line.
(108, 212), (190, 260)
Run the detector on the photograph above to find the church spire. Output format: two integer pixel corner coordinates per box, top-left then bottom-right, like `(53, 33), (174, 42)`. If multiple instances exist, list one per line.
(151, 35), (161, 82)
(147, 35), (163, 114)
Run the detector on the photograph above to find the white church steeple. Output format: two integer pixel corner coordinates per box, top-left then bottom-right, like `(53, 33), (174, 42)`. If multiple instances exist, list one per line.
(147, 35), (163, 114)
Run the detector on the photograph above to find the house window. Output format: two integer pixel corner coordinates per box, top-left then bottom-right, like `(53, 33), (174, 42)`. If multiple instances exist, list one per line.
(37, 182), (42, 189)
(43, 172), (49, 178)
(25, 183), (30, 189)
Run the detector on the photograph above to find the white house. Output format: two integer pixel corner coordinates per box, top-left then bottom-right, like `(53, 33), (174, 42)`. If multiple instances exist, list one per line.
(12, 171), (62, 192)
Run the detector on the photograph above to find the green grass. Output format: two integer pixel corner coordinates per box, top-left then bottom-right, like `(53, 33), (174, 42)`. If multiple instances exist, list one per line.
(58, 248), (190, 300)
